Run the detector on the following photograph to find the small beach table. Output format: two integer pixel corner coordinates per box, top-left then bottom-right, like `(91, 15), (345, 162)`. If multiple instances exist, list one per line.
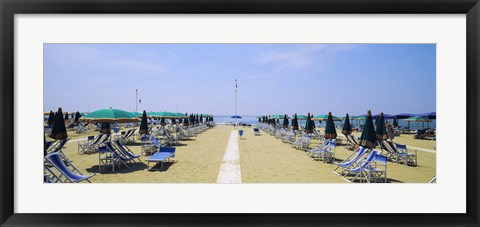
(145, 147), (175, 171)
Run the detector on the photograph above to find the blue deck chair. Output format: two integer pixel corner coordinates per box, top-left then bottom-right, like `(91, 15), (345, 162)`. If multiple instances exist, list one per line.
(45, 152), (94, 183)
(47, 138), (70, 154)
(343, 150), (386, 183)
(104, 142), (134, 169)
(146, 147), (176, 171)
(113, 139), (141, 163)
(253, 128), (260, 136)
(78, 135), (99, 154)
(306, 139), (329, 159)
(332, 146), (369, 175)
(363, 154), (387, 183)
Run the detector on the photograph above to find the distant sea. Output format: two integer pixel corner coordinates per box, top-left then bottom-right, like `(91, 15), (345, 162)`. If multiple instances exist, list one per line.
(213, 115), (436, 130)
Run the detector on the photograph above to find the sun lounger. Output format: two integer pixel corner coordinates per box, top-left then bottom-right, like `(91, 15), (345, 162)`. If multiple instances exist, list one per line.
(45, 152), (94, 183)
(78, 135), (103, 154)
(146, 147), (176, 171)
(381, 141), (417, 166)
(102, 141), (137, 171)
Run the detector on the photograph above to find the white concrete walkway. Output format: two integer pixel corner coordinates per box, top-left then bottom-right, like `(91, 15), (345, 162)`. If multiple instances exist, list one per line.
(216, 130), (241, 183)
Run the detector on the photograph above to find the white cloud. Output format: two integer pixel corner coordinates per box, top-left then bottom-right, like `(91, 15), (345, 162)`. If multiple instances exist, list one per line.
(256, 44), (359, 71)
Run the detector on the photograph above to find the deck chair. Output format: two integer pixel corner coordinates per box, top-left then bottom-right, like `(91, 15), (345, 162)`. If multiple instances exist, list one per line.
(332, 146), (369, 176)
(382, 141), (417, 166)
(343, 150), (379, 183)
(104, 141), (135, 169)
(253, 128), (260, 136)
(306, 139), (329, 159)
(45, 152), (94, 183)
(146, 147), (176, 171)
(78, 135), (100, 154)
(47, 138), (70, 153)
(113, 139), (142, 163)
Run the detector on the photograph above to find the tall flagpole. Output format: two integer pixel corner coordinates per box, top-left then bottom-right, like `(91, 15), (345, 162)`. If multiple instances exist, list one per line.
(235, 79), (237, 127)
(135, 89), (138, 112)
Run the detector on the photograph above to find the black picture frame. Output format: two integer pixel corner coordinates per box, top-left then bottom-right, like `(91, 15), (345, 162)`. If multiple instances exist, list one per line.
(1, 0), (479, 226)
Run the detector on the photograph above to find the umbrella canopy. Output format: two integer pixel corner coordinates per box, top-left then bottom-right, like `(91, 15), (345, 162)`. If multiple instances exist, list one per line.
(50, 108), (68, 140)
(418, 112), (436, 120)
(270, 114), (284, 119)
(82, 108), (137, 123)
(154, 111), (178, 118)
(313, 114), (342, 121)
(230, 115), (242, 119)
(324, 112), (337, 139)
(292, 114), (299, 130)
(130, 112), (143, 117)
(395, 113), (416, 119)
(359, 110), (377, 149)
(375, 112), (388, 141)
(139, 110), (149, 135)
(405, 116), (432, 122)
(372, 113), (395, 119)
(47, 111), (55, 126)
(342, 113), (352, 135)
(283, 114), (289, 128)
(74, 111), (81, 123)
(295, 115), (308, 120)
(100, 122), (111, 134)
(352, 115), (367, 120)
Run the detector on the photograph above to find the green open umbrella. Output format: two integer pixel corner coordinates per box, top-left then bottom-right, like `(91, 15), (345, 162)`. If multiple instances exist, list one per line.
(296, 115), (308, 120)
(359, 110), (377, 149)
(342, 113), (352, 135)
(405, 116), (432, 129)
(375, 112), (388, 141)
(82, 108), (137, 123)
(100, 122), (111, 134)
(292, 114), (299, 130)
(139, 110), (149, 135)
(313, 114), (342, 121)
(283, 114), (289, 128)
(324, 112), (337, 139)
(50, 108), (68, 140)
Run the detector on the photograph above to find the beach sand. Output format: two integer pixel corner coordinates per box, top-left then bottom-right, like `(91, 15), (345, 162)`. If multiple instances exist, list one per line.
(53, 125), (436, 183)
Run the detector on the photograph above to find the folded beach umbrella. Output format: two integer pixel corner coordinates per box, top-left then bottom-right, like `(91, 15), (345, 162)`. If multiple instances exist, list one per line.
(359, 110), (377, 149)
(64, 112), (69, 121)
(74, 111), (81, 124)
(375, 112), (388, 141)
(342, 113), (352, 135)
(324, 112), (337, 139)
(139, 110), (149, 135)
(48, 111), (55, 126)
(374, 115), (379, 125)
(292, 113), (299, 130)
(283, 114), (289, 128)
(311, 114), (316, 132)
(304, 113), (312, 133)
(393, 117), (399, 127)
(276, 119), (280, 124)
(200, 115), (204, 124)
(160, 117), (166, 126)
(82, 108), (137, 123)
(100, 122), (111, 134)
(50, 108), (68, 140)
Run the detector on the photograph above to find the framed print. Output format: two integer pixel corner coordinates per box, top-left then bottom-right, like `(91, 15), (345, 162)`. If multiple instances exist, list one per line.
(1, 0), (479, 226)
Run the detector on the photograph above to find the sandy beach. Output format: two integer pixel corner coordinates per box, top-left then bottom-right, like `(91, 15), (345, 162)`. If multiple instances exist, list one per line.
(50, 124), (436, 183)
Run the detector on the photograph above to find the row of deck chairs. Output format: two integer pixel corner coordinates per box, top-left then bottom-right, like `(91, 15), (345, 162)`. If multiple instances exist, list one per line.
(333, 147), (388, 183)
(345, 134), (417, 166)
(307, 139), (336, 163)
(77, 133), (111, 154)
(75, 123), (90, 134)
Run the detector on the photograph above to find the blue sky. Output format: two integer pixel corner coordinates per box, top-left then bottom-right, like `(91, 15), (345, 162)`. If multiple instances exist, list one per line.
(44, 44), (436, 116)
